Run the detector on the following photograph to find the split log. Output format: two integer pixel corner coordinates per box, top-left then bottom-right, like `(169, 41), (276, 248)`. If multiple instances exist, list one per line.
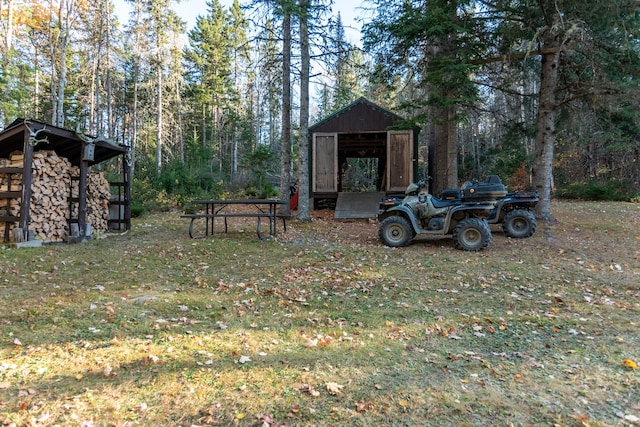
(0, 150), (112, 242)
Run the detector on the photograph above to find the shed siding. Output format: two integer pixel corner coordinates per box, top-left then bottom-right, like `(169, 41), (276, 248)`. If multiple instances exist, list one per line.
(387, 131), (413, 191)
(313, 133), (338, 192)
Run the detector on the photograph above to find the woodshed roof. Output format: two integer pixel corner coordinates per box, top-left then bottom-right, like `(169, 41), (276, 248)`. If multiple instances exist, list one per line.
(310, 97), (406, 133)
(0, 118), (129, 166)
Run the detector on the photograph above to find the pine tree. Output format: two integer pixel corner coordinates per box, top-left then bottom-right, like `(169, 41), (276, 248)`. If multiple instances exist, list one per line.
(184, 0), (234, 166)
(490, 0), (640, 218)
(363, 0), (482, 194)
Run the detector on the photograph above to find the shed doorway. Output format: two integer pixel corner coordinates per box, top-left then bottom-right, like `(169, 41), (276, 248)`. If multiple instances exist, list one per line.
(341, 158), (382, 192)
(337, 131), (386, 193)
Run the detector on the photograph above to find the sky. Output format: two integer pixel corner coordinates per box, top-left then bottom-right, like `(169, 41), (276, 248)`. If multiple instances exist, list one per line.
(113, 0), (365, 44)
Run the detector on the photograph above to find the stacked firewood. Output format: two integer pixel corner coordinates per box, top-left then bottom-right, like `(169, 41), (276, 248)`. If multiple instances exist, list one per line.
(70, 168), (111, 234)
(0, 153), (24, 221)
(0, 150), (111, 242)
(29, 151), (74, 242)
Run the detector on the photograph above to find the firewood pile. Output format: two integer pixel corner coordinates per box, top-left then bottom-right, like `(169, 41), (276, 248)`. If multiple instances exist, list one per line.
(0, 153), (23, 227)
(0, 150), (111, 242)
(70, 167), (111, 235)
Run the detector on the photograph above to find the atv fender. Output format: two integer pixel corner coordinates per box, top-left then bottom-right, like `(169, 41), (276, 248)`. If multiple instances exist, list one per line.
(379, 205), (426, 233)
(449, 202), (495, 217)
(486, 199), (506, 223)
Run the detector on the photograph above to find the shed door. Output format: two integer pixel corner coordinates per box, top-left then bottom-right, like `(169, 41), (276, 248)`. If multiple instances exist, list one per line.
(386, 131), (413, 192)
(313, 133), (338, 192)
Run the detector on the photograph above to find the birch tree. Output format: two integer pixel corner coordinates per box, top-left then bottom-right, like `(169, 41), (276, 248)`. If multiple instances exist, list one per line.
(51, 0), (82, 127)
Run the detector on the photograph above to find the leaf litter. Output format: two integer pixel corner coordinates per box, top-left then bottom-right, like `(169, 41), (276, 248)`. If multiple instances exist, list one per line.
(0, 202), (638, 426)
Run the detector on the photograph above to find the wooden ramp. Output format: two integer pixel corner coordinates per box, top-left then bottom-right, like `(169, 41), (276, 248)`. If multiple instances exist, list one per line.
(334, 192), (385, 219)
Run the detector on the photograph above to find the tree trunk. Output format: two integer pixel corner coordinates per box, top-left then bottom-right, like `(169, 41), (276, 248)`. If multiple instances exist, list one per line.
(429, 106), (457, 195)
(56, 0), (73, 128)
(297, 0), (311, 221)
(279, 8), (292, 216)
(532, 31), (561, 221)
(156, 63), (163, 173)
(106, 4), (113, 137)
(0, 0), (14, 126)
(3, 0), (14, 54)
(130, 0), (142, 180)
(49, 0), (59, 125)
(176, 79), (184, 164)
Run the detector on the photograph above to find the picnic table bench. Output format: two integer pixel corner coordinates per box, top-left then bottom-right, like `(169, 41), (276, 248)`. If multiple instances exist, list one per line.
(181, 199), (288, 239)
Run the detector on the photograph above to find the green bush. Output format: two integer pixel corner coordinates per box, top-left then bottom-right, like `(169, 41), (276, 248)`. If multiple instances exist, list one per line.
(240, 145), (279, 198)
(130, 145), (283, 216)
(130, 156), (227, 216)
(556, 178), (636, 201)
(237, 182), (279, 199)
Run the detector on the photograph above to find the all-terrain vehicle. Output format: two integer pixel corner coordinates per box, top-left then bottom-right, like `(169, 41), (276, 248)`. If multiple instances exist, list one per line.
(440, 175), (538, 239)
(378, 178), (506, 251)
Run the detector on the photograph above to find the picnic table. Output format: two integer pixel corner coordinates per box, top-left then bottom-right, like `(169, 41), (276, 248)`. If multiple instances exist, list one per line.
(181, 199), (288, 239)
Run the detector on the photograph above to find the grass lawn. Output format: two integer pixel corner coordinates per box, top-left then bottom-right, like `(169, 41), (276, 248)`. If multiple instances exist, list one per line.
(1, 200), (638, 426)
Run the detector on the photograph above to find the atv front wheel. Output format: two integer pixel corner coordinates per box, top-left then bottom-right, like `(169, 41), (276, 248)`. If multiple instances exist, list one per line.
(502, 209), (536, 238)
(379, 215), (414, 247)
(453, 218), (492, 251)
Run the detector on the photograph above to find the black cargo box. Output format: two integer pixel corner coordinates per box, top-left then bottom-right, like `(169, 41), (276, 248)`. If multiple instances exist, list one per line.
(440, 189), (463, 200)
(462, 182), (507, 201)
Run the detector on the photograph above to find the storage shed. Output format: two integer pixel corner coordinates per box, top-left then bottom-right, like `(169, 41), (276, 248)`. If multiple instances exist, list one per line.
(309, 98), (419, 216)
(0, 118), (131, 244)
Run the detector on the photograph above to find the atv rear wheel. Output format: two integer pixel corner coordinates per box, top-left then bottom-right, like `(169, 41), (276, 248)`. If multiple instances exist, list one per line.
(379, 215), (414, 247)
(453, 218), (492, 251)
(502, 209), (536, 238)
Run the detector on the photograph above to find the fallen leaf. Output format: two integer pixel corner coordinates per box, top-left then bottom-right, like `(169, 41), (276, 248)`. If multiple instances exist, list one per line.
(318, 335), (333, 347)
(624, 359), (637, 369)
(301, 333), (318, 347)
(303, 338), (317, 347)
(326, 382), (343, 395)
(103, 365), (113, 377)
(259, 413), (274, 424)
(300, 384), (320, 397)
(575, 413), (588, 425)
(356, 401), (371, 412)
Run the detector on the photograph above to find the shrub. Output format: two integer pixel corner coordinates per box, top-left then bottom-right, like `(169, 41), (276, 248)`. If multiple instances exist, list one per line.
(555, 178), (636, 201)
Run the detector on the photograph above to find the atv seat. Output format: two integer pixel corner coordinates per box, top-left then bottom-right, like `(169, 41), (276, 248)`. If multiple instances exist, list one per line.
(431, 197), (461, 209)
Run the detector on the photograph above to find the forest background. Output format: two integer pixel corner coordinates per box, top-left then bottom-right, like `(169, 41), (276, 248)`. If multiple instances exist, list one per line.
(0, 0), (639, 221)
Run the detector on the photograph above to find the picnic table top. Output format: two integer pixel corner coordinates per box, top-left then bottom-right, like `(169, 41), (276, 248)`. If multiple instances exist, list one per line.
(191, 199), (287, 205)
